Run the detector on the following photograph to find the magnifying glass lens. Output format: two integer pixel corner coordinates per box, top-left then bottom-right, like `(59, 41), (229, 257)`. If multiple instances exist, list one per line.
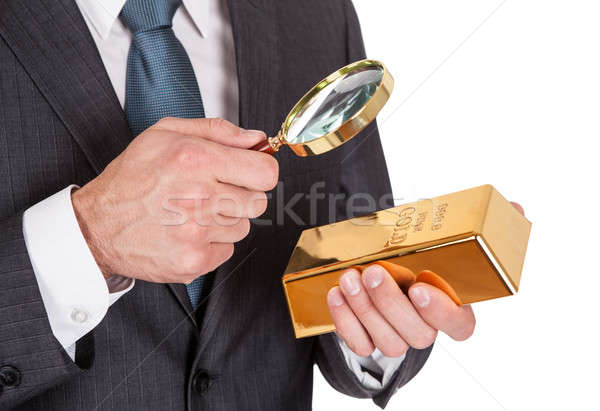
(250, 60), (392, 156)
(285, 65), (385, 145)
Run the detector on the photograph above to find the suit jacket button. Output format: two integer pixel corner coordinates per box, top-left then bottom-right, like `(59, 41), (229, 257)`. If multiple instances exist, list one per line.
(192, 369), (211, 396)
(0, 366), (21, 387)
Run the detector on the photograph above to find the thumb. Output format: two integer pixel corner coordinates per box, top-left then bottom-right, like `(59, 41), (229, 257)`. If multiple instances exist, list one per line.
(408, 283), (476, 341)
(152, 117), (266, 149)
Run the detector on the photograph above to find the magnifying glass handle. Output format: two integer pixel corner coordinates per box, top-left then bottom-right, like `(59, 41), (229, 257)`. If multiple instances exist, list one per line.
(250, 132), (284, 155)
(250, 139), (275, 154)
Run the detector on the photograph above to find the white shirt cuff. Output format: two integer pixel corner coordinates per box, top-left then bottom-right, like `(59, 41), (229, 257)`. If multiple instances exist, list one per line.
(23, 185), (134, 360)
(336, 335), (406, 390)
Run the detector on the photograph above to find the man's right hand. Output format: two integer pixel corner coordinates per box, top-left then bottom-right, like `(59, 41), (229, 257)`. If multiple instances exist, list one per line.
(72, 117), (278, 284)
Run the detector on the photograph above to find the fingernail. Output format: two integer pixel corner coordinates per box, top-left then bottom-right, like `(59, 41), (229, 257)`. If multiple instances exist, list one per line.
(327, 287), (345, 307)
(410, 286), (430, 308)
(340, 270), (361, 296)
(240, 129), (266, 139)
(362, 264), (384, 289)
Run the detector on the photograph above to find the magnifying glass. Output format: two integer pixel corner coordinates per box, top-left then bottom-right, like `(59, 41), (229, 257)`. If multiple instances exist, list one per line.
(250, 59), (393, 156)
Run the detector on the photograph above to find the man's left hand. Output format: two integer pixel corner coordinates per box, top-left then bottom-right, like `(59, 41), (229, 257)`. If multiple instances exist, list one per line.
(326, 201), (524, 357)
(327, 265), (474, 356)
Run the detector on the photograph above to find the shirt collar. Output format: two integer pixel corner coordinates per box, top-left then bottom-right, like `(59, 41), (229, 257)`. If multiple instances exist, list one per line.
(76, 0), (209, 40)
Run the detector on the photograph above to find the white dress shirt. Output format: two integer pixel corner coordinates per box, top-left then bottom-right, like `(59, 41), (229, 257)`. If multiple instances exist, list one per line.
(22, 0), (405, 391)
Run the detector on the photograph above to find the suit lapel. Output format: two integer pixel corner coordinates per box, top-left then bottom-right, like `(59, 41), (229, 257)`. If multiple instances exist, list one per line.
(195, 0), (280, 349)
(167, 283), (198, 327)
(227, 0), (281, 134)
(0, 0), (132, 175)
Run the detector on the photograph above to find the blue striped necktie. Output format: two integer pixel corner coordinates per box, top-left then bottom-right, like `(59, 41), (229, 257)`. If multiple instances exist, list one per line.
(120, 0), (206, 309)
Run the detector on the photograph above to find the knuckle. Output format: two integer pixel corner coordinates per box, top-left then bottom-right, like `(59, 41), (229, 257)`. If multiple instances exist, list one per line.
(201, 182), (218, 202)
(181, 222), (201, 239)
(249, 192), (268, 218)
(176, 219), (208, 239)
(216, 191), (241, 216)
(207, 117), (228, 132)
(237, 218), (251, 239)
(226, 243), (235, 258)
(132, 127), (162, 149)
(216, 243), (235, 266)
(155, 117), (177, 128)
(376, 331), (408, 357)
(352, 342), (375, 357)
(196, 224), (212, 242)
(197, 198), (216, 222)
(380, 342), (409, 358)
(352, 301), (373, 319)
(259, 156), (279, 190)
(410, 328), (438, 349)
(371, 289), (394, 307)
(180, 249), (208, 275)
(171, 142), (209, 168)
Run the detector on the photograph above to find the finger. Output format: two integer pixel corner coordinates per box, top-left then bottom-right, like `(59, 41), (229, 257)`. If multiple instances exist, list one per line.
(154, 117), (266, 149)
(211, 183), (268, 218)
(209, 143), (279, 192)
(326, 287), (375, 357)
(339, 269), (409, 357)
(408, 283), (476, 341)
(511, 201), (525, 216)
(367, 260), (415, 292)
(203, 242), (235, 273)
(178, 212), (249, 243)
(166, 181), (269, 219)
(167, 136), (278, 192)
(206, 217), (250, 243)
(178, 241), (234, 282)
(362, 264), (437, 349)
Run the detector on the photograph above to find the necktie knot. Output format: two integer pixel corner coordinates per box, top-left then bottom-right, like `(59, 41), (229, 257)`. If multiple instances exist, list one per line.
(120, 0), (182, 33)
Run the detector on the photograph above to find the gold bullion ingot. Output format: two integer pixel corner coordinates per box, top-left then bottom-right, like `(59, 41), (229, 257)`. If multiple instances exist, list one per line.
(282, 184), (531, 339)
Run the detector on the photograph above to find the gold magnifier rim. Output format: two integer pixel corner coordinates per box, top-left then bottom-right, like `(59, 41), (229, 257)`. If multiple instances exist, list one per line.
(279, 59), (394, 157)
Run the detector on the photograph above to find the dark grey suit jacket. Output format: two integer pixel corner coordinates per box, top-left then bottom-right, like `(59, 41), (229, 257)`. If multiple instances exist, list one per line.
(0, 0), (432, 409)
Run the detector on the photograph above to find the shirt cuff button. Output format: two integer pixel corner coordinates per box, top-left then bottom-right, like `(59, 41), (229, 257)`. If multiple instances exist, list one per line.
(71, 309), (89, 323)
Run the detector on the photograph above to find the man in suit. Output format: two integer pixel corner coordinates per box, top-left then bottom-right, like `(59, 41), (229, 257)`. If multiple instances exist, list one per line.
(0, 0), (477, 409)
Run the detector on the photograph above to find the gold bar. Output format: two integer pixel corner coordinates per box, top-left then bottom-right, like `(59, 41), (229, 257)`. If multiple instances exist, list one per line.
(282, 185), (531, 339)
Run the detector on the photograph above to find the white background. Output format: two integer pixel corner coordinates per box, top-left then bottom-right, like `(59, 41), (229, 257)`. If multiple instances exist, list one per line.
(314, 1), (599, 410)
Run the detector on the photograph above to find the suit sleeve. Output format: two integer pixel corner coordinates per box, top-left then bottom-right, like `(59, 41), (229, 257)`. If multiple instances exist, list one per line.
(0, 213), (85, 409)
(314, 1), (434, 408)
